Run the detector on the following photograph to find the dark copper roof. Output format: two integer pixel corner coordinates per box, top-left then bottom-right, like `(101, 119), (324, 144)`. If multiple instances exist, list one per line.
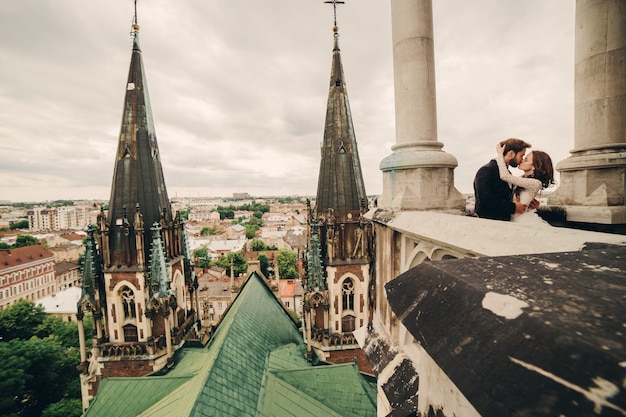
(107, 34), (172, 265)
(315, 29), (367, 215)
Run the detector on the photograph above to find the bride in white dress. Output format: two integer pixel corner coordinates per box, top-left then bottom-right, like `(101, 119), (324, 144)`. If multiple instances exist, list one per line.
(495, 143), (555, 225)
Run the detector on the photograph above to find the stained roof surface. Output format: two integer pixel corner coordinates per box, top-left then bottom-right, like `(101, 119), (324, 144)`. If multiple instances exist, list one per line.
(385, 243), (626, 417)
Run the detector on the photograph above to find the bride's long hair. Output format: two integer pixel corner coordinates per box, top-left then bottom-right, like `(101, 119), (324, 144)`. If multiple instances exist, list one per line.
(530, 151), (555, 188)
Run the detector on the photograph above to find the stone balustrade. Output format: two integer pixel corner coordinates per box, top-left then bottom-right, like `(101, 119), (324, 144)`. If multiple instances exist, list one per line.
(359, 209), (626, 416)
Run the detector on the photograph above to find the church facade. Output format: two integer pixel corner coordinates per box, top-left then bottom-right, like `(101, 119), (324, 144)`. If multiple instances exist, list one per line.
(76, 23), (198, 407)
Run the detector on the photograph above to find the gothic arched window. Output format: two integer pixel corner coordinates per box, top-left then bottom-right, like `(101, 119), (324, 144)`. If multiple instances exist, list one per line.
(342, 314), (356, 333)
(342, 278), (354, 311)
(123, 324), (138, 343)
(120, 286), (136, 319)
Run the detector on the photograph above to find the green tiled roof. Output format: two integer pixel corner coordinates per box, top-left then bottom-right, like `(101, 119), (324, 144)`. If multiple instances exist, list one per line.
(261, 363), (377, 417)
(83, 272), (376, 417)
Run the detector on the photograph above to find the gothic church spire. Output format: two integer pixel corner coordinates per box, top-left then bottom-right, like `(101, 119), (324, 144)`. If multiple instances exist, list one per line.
(315, 16), (367, 215)
(106, 22), (173, 267)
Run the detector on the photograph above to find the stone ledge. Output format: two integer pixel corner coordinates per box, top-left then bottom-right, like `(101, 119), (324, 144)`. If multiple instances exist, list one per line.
(561, 205), (626, 225)
(367, 209), (626, 258)
(385, 243), (626, 417)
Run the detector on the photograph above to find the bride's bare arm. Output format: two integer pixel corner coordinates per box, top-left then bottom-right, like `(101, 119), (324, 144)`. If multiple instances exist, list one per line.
(495, 151), (542, 199)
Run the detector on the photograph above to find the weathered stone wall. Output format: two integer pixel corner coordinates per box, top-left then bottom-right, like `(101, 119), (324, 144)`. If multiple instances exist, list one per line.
(101, 359), (154, 378)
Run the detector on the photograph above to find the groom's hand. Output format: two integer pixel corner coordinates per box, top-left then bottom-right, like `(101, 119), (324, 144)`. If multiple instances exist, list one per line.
(514, 201), (527, 214)
(528, 199), (540, 210)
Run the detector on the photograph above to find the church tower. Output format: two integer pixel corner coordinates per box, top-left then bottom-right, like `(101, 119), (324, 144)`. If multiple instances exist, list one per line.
(76, 11), (198, 408)
(304, 1), (373, 372)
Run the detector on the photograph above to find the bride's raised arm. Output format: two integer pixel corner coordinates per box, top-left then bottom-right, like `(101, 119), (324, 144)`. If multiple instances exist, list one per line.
(495, 144), (542, 199)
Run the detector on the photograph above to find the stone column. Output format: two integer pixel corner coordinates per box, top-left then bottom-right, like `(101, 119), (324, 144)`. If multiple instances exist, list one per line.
(379, 0), (465, 211)
(549, 0), (626, 224)
(164, 310), (173, 360)
(94, 311), (103, 340)
(77, 314), (87, 364)
(305, 302), (313, 358)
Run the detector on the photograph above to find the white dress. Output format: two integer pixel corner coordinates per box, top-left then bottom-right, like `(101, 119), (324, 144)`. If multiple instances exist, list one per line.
(495, 154), (550, 226)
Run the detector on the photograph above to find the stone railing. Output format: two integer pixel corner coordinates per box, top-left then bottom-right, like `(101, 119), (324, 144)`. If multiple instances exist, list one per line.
(100, 341), (150, 358)
(99, 314), (196, 359)
(311, 328), (358, 348)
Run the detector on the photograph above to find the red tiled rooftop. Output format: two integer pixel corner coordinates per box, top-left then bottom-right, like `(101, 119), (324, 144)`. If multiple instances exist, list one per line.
(0, 244), (54, 270)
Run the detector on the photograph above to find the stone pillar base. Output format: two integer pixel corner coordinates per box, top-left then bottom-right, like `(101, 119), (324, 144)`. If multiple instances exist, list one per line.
(548, 150), (626, 224)
(548, 205), (626, 225)
(379, 149), (466, 211)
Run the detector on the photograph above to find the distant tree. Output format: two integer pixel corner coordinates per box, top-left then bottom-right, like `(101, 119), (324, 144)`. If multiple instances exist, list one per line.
(0, 338), (79, 417)
(239, 202), (270, 215)
(275, 249), (298, 279)
(41, 398), (82, 417)
(216, 206), (235, 220)
(251, 239), (266, 251)
(200, 227), (216, 236)
(244, 224), (259, 239)
(247, 216), (262, 226)
(51, 200), (74, 207)
(9, 219), (29, 230)
(257, 253), (270, 277)
(193, 247), (210, 268)
(36, 315), (81, 349)
(212, 251), (247, 277)
(0, 299), (47, 341)
(14, 234), (39, 248)
(173, 207), (190, 220)
(0, 300), (84, 417)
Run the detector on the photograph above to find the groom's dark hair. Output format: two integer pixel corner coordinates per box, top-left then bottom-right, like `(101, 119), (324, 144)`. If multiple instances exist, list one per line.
(500, 138), (531, 155)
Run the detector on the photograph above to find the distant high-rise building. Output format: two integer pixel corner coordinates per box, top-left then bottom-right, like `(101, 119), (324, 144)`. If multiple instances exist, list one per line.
(28, 205), (92, 232)
(76, 21), (198, 408)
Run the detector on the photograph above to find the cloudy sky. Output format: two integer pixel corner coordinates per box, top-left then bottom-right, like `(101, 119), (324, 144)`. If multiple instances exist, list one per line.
(0, 1), (575, 203)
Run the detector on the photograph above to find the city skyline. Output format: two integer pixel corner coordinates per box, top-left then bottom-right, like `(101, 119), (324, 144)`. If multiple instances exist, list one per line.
(1, 1), (575, 203)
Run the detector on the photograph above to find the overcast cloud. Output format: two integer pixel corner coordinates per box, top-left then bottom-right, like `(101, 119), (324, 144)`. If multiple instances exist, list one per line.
(0, 1), (575, 202)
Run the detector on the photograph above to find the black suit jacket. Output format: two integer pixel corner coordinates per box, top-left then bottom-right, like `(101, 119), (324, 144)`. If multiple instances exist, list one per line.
(473, 159), (515, 221)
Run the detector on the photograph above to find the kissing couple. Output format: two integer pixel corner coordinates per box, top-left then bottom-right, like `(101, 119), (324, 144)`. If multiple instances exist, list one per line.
(473, 138), (555, 225)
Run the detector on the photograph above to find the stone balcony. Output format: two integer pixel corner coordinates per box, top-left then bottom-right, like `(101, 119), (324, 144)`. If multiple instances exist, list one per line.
(359, 208), (626, 416)
(97, 314), (196, 361)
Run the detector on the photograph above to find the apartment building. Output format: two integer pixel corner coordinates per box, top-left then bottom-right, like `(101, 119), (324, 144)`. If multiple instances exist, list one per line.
(55, 261), (81, 291)
(28, 205), (94, 232)
(0, 244), (56, 310)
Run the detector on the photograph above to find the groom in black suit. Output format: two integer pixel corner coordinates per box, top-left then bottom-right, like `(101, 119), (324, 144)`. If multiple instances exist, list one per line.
(473, 138), (532, 221)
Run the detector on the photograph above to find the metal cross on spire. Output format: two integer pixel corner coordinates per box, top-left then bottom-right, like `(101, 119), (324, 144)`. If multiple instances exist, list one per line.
(324, 0), (345, 28)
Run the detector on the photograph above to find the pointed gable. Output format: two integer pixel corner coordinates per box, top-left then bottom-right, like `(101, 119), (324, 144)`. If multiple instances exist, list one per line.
(305, 218), (326, 290)
(78, 225), (101, 311)
(146, 223), (174, 302)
